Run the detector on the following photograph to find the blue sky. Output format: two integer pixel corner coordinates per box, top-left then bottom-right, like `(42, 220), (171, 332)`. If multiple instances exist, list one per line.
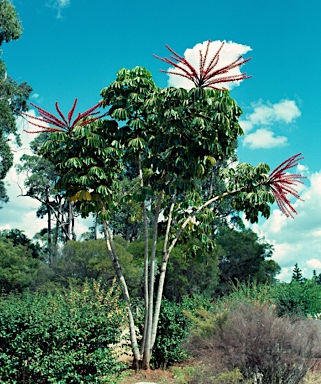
(1, 0), (321, 281)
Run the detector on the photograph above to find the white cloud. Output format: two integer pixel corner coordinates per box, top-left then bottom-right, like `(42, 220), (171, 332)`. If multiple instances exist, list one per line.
(243, 128), (288, 149)
(46, 0), (71, 18)
(306, 259), (321, 269)
(240, 99), (301, 150)
(240, 99), (301, 134)
(252, 169), (321, 281)
(166, 40), (252, 90)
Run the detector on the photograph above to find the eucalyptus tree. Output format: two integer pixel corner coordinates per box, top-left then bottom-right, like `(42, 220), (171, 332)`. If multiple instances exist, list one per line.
(23, 42), (305, 370)
(17, 134), (79, 264)
(216, 227), (280, 294)
(0, 0), (32, 207)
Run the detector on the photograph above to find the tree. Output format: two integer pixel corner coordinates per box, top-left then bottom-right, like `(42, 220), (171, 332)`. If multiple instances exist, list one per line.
(216, 227), (280, 294)
(52, 237), (141, 292)
(0, 0), (32, 207)
(0, 237), (42, 293)
(312, 270), (321, 285)
(17, 134), (79, 264)
(292, 262), (304, 283)
(0, 0), (22, 45)
(0, 228), (43, 259)
(24, 42), (305, 369)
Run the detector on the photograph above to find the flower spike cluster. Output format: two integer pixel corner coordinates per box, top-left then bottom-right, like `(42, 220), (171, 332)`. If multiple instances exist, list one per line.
(267, 153), (306, 218)
(154, 40), (251, 89)
(22, 98), (107, 133)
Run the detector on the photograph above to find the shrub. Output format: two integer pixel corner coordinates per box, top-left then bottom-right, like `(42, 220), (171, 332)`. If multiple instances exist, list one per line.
(151, 295), (213, 369)
(186, 302), (320, 384)
(0, 281), (127, 383)
(271, 280), (321, 317)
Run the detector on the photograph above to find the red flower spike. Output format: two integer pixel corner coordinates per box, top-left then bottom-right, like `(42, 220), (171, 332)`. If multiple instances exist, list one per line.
(267, 153), (306, 218)
(22, 99), (107, 134)
(154, 40), (252, 89)
(55, 102), (69, 126)
(68, 98), (78, 124)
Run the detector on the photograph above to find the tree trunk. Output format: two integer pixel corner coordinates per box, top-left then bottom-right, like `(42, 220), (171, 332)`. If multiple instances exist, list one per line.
(142, 190), (163, 370)
(151, 195), (176, 348)
(66, 201), (72, 242)
(46, 186), (53, 266)
(102, 221), (141, 365)
(70, 202), (77, 240)
(138, 154), (149, 358)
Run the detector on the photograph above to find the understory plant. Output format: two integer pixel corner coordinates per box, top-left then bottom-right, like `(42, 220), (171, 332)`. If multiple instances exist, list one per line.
(186, 301), (320, 384)
(0, 282), (127, 383)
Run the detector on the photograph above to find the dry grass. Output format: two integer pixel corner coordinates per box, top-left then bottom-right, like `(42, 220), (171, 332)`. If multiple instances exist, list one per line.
(300, 368), (321, 384)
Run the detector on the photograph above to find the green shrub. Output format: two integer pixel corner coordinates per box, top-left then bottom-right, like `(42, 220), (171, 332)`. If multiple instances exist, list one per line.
(0, 281), (127, 383)
(271, 280), (321, 317)
(151, 295), (213, 369)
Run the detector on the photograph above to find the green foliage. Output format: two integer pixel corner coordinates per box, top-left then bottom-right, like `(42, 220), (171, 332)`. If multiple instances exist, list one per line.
(0, 0), (32, 206)
(0, 237), (43, 293)
(0, 228), (43, 259)
(271, 280), (321, 317)
(164, 240), (220, 301)
(221, 161), (274, 223)
(54, 238), (141, 292)
(40, 119), (123, 219)
(216, 227), (280, 294)
(211, 368), (244, 384)
(292, 262), (304, 283)
(0, 0), (22, 45)
(0, 282), (127, 383)
(151, 296), (213, 369)
(101, 67), (243, 194)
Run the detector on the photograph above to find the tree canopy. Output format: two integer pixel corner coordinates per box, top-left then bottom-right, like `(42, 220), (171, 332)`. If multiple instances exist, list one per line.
(0, 0), (32, 207)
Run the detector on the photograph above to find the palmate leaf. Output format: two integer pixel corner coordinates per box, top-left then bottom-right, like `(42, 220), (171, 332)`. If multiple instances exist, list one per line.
(79, 175), (90, 186)
(88, 166), (106, 179)
(128, 137), (146, 150)
(70, 190), (92, 202)
(86, 135), (101, 148)
(128, 117), (145, 129)
(66, 157), (82, 168)
(111, 108), (129, 120)
(203, 155), (216, 166)
(96, 185), (112, 196)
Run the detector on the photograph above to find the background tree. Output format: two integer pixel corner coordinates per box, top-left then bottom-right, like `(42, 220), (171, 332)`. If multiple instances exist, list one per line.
(312, 269), (321, 285)
(0, 236), (45, 293)
(52, 237), (141, 293)
(0, 228), (43, 259)
(17, 134), (79, 264)
(292, 262), (304, 283)
(0, 0), (22, 45)
(215, 227), (280, 295)
(0, 0), (32, 207)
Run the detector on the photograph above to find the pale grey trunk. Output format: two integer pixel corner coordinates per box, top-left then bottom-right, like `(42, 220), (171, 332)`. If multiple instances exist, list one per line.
(142, 190), (163, 368)
(102, 222), (141, 363)
(151, 195), (176, 347)
(66, 201), (72, 242)
(45, 186), (53, 266)
(138, 155), (149, 357)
